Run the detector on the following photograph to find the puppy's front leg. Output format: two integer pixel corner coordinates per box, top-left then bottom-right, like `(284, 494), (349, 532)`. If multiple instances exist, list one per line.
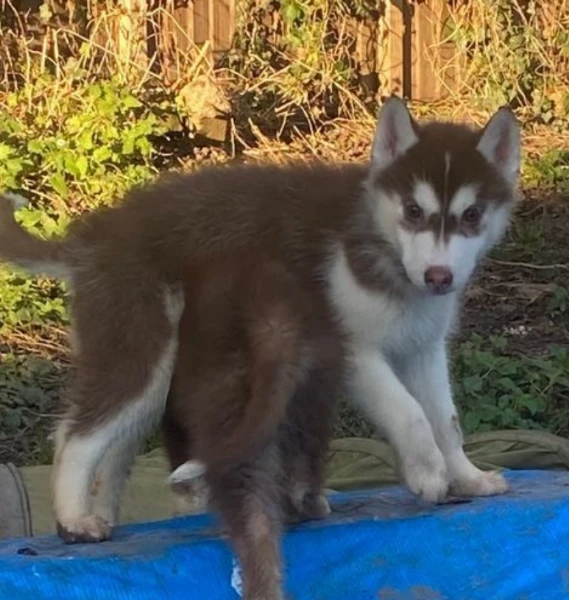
(398, 342), (508, 497)
(349, 348), (448, 502)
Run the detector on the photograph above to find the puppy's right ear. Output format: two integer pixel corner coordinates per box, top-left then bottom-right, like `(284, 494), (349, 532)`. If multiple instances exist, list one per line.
(371, 96), (419, 173)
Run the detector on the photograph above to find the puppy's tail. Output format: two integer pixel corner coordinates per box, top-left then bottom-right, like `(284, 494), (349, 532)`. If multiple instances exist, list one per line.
(214, 307), (304, 470)
(0, 194), (70, 279)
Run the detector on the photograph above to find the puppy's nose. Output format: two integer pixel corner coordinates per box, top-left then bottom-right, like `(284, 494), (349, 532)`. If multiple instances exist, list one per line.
(424, 266), (453, 294)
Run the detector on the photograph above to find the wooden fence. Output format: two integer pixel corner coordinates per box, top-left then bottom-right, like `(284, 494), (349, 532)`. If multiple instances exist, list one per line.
(146, 0), (459, 101)
(9, 0), (460, 101)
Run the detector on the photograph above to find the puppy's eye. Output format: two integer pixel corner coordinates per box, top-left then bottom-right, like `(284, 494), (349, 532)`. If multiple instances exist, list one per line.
(462, 205), (482, 225)
(404, 203), (423, 222)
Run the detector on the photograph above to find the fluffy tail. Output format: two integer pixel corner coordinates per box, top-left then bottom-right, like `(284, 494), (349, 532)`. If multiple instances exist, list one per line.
(219, 352), (299, 468)
(191, 299), (303, 477)
(0, 194), (69, 279)
(168, 355), (297, 483)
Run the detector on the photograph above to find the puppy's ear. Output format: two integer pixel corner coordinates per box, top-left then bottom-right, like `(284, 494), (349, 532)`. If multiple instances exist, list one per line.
(477, 107), (521, 185)
(371, 96), (419, 173)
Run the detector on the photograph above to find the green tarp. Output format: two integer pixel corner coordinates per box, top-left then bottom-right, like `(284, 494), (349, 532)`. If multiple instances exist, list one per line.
(2, 430), (569, 539)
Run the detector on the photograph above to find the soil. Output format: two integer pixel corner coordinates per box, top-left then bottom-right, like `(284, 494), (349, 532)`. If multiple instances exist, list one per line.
(461, 191), (569, 353)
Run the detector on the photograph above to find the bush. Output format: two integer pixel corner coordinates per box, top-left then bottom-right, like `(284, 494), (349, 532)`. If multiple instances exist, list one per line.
(0, 75), (182, 335)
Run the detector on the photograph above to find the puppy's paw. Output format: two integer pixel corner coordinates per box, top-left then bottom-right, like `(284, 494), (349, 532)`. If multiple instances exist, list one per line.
(449, 469), (508, 498)
(297, 492), (331, 520)
(288, 483), (331, 522)
(56, 515), (111, 544)
(402, 447), (449, 503)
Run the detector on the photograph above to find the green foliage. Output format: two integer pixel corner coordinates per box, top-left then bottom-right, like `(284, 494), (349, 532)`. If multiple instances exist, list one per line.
(333, 335), (569, 441)
(0, 271), (67, 331)
(0, 75), (174, 211)
(547, 286), (569, 316)
(453, 335), (569, 435)
(227, 0), (376, 133)
(0, 354), (64, 464)
(0, 75), (180, 339)
(524, 150), (569, 193)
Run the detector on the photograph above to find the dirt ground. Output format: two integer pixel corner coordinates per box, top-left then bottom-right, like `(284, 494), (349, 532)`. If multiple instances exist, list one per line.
(461, 191), (569, 353)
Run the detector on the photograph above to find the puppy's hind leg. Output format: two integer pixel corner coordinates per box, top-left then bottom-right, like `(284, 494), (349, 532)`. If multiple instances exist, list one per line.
(162, 396), (209, 516)
(284, 362), (342, 522)
(52, 286), (184, 543)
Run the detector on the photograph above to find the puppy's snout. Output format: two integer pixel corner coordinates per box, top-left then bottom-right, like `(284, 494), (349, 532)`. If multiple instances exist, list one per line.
(424, 266), (453, 294)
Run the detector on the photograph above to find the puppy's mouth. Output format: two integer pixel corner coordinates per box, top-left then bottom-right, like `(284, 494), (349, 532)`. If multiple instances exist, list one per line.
(426, 285), (455, 296)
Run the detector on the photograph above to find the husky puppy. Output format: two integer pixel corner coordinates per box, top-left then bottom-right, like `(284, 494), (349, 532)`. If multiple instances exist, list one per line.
(0, 97), (519, 600)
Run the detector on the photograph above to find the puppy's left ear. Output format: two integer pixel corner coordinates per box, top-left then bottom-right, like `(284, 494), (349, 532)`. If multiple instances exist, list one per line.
(477, 107), (521, 185)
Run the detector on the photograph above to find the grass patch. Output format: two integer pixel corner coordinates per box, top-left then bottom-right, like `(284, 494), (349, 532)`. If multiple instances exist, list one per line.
(454, 336), (569, 435)
(333, 335), (569, 441)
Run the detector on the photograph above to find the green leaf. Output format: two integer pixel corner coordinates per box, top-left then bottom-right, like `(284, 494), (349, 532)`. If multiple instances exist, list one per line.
(463, 412), (480, 433)
(27, 139), (43, 154)
(283, 0), (301, 24)
(0, 143), (12, 160)
(76, 155), (88, 178)
(49, 173), (69, 197)
(122, 95), (142, 109)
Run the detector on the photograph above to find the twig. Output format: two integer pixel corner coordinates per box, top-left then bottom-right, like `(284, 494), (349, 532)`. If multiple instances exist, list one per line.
(488, 258), (569, 271)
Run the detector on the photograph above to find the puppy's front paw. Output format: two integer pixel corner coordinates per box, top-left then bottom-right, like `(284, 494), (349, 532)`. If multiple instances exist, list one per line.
(402, 447), (449, 503)
(449, 469), (508, 498)
(56, 514), (111, 544)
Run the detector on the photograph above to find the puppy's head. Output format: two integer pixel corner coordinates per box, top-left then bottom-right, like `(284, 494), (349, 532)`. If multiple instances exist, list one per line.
(366, 97), (520, 295)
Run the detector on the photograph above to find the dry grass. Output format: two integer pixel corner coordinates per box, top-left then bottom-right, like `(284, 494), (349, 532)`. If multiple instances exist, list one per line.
(434, 0), (569, 120)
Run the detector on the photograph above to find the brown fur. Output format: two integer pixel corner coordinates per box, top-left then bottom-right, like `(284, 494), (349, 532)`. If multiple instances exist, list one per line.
(163, 252), (344, 598)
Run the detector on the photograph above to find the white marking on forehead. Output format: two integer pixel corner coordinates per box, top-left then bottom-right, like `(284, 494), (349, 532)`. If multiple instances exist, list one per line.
(413, 181), (440, 217)
(442, 152), (451, 237)
(444, 153), (451, 180)
(449, 185), (477, 218)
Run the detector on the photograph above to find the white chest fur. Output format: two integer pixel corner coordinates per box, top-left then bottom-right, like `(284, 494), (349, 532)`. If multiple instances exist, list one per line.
(328, 248), (456, 358)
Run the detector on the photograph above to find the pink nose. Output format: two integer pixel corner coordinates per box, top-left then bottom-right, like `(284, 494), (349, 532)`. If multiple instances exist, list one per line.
(424, 266), (453, 293)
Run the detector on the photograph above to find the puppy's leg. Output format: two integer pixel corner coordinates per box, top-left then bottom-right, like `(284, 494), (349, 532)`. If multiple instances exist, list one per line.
(52, 287), (184, 543)
(284, 361), (342, 522)
(89, 435), (141, 527)
(208, 449), (284, 600)
(398, 343), (508, 497)
(162, 396), (209, 516)
(349, 348), (448, 502)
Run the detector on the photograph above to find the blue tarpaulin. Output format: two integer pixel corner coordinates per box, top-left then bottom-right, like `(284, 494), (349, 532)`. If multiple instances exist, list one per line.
(0, 469), (568, 599)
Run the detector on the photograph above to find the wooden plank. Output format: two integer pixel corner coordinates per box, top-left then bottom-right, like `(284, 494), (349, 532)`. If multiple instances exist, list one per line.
(109, 0), (149, 73)
(412, 0), (457, 101)
(381, 0), (405, 98)
(172, 3), (195, 53)
(412, 0), (439, 101)
(212, 0), (234, 53)
(193, 0), (211, 46)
